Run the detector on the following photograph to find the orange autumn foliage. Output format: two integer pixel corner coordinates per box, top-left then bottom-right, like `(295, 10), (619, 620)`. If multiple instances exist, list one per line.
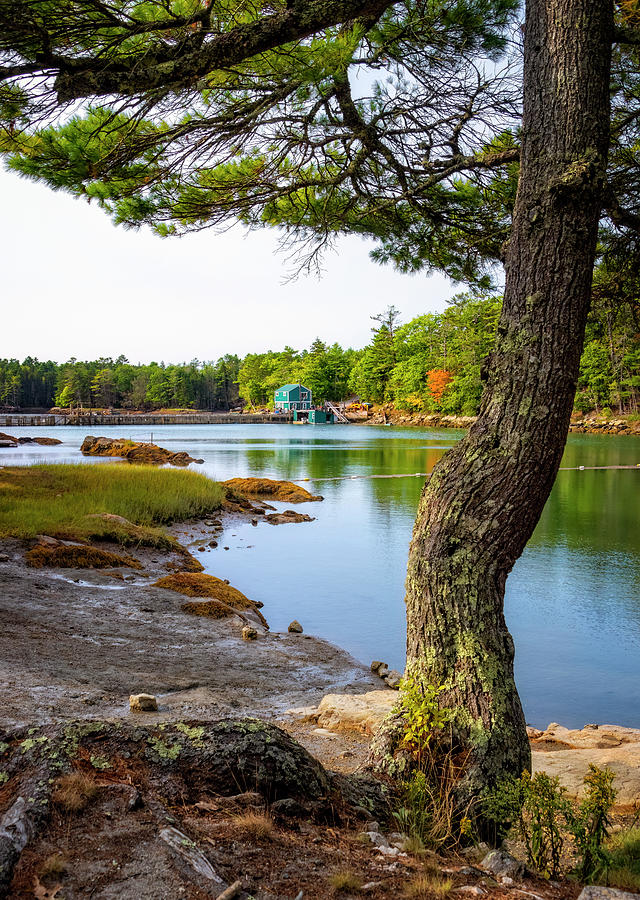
(427, 369), (453, 401)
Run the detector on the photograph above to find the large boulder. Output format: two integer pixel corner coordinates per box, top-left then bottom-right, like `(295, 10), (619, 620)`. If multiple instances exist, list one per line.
(314, 691), (396, 735)
(532, 723), (640, 805)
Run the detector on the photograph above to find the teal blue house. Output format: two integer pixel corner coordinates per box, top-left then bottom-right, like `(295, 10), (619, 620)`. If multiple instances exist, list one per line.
(274, 384), (313, 411)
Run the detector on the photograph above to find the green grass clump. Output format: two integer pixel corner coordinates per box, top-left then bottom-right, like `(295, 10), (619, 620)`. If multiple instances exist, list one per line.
(329, 870), (362, 893)
(0, 464), (224, 541)
(606, 827), (640, 891)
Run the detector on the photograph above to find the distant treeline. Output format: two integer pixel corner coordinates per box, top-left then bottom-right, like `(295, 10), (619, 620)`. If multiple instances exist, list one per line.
(2, 291), (639, 415)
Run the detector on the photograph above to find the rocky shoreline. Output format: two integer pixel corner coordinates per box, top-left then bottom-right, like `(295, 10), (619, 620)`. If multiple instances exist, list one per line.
(359, 406), (640, 435)
(0, 522), (380, 735)
(1, 471), (639, 899)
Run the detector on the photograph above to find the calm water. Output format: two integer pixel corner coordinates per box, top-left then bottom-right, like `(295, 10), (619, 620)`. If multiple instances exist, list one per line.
(3, 423), (640, 729)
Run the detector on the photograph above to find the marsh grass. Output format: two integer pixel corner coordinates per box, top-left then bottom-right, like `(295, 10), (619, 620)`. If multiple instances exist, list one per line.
(0, 464), (224, 541)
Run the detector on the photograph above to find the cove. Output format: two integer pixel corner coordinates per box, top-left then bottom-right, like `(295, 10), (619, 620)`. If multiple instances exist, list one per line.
(4, 422), (640, 729)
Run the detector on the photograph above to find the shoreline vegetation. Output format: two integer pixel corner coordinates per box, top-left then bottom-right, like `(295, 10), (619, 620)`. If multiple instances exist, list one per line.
(0, 463), (224, 543)
(2, 291), (639, 422)
(2, 409), (640, 436)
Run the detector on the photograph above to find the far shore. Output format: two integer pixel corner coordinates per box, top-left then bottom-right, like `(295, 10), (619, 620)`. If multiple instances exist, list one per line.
(2, 407), (640, 436)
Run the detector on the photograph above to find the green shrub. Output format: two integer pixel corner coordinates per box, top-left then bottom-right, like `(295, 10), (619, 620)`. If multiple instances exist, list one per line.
(398, 674), (451, 767)
(484, 765), (618, 881)
(567, 765), (617, 883)
(393, 674), (467, 850)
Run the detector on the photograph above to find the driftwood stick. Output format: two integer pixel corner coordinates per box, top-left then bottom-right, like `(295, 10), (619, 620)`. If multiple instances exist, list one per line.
(216, 880), (243, 900)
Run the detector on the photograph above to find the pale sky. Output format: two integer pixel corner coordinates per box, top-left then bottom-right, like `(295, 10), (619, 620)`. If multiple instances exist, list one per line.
(1, 167), (458, 365)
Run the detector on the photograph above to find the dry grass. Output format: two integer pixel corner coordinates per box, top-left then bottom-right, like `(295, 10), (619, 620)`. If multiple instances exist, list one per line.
(0, 464), (223, 540)
(181, 600), (235, 619)
(329, 870), (362, 893)
(232, 811), (274, 841)
(223, 477), (322, 503)
(51, 773), (98, 814)
(26, 544), (142, 570)
(403, 875), (453, 898)
(39, 853), (67, 881)
(163, 544), (204, 573)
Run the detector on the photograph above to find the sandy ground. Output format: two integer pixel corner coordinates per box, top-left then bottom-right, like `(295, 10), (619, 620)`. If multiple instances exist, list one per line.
(0, 516), (380, 766)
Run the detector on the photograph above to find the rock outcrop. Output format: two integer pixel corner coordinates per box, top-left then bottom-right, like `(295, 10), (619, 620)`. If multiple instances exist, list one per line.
(531, 723), (640, 806)
(265, 509), (315, 524)
(223, 477), (323, 503)
(80, 435), (203, 466)
(0, 432), (62, 446)
(289, 690), (397, 736)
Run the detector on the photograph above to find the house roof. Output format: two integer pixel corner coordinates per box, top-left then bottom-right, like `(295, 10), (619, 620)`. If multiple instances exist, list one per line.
(276, 384), (311, 393)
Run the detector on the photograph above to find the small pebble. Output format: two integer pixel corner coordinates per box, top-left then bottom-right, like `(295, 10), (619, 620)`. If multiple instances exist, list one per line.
(312, 728), (338, 738)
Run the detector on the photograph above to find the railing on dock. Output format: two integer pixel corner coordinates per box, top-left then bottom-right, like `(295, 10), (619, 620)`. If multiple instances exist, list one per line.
(0, 412), (293, 427)
(325, 401), (350, 424)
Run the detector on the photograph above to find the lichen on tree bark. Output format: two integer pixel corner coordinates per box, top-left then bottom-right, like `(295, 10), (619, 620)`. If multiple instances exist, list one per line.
(385, 0), (613, 804)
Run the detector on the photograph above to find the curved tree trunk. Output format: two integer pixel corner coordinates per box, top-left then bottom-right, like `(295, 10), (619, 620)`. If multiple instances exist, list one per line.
(402, 0), (612, 800)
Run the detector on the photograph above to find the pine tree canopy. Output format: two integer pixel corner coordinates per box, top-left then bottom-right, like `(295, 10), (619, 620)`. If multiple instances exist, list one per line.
(0, 1), (639, 285)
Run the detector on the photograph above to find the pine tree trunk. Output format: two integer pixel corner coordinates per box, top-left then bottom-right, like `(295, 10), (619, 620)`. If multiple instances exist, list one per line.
(400, 0), (612, 799)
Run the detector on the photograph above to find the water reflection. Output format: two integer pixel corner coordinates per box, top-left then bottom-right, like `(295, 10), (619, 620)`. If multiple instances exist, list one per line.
(2, 423), (639, 728)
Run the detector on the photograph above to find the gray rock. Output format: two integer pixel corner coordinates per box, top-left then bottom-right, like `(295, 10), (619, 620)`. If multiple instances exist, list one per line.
(480, 849), (524, 880)
(377, 845), (401, 856)
(359, 830), (390, 848)
(384, 669), (403, 689)
(387, 832), (411, 850)
(271, 798), (306, 818)
(0, 553), (9, 562)
(370, 660), (387, 674)
(288, 620), (303, 633)
(578, 888), (640, 900)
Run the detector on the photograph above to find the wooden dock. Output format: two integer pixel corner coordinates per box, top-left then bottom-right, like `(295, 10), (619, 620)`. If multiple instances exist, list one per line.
(0, 412), (293, 428)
